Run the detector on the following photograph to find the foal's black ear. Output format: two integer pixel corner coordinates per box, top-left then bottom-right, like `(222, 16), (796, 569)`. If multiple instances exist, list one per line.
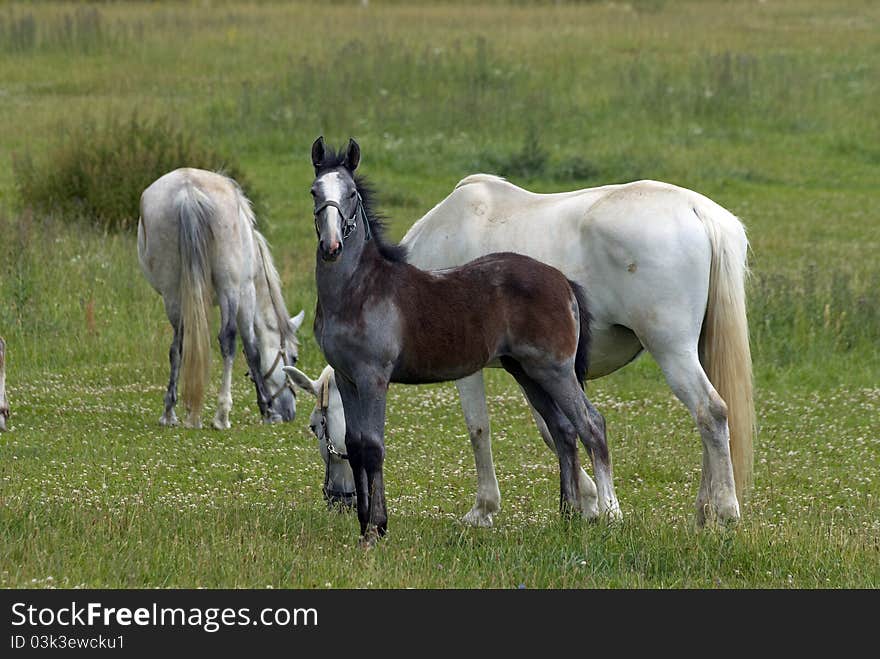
(343, 138), (360, 171)
(311, 136), (326, 170)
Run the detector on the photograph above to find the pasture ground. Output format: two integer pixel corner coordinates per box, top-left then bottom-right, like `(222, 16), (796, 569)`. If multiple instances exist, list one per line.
(0, 1), (877, 588)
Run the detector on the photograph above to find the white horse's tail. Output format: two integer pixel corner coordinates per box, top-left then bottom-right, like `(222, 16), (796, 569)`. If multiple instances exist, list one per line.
(696, 202), (755, 502)
(176, 183), (215, 422)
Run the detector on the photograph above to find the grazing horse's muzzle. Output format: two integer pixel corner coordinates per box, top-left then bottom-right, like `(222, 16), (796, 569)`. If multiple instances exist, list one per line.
(323, 486), (356, 509)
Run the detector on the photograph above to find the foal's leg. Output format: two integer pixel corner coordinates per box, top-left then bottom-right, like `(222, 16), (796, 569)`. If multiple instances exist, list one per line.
(336, 373), (389, 546)
(160, 299), (182, 427)
(212, 294), (239, 430)
(525, 363), (621, 519)
(500, 358), (582, 516)
(522, 395), (599, 518)
(455, 372), (501, 527)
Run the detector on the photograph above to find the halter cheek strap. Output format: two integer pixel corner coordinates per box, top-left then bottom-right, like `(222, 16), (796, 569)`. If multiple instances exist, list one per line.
(320, 378), (348, 461)
(245, 340), (297, 404)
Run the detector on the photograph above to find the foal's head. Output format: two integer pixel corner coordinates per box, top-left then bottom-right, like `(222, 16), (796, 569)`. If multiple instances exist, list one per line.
(309, 136), (408, 265)
(310, 136), (363, 263)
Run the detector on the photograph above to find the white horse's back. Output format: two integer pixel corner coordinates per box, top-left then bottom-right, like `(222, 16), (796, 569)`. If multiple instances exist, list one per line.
(138, 169), (255, 297)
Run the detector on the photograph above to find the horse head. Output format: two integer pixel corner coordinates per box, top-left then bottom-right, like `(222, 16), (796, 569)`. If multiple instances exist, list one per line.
(257, 309), (306, 423)
(283, 364), (356, 508)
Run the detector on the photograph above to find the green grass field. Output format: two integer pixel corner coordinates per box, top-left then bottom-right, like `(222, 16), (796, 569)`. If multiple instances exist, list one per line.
(0, 0), (878, 588)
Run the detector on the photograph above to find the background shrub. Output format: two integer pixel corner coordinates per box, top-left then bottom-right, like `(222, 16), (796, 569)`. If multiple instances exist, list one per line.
(13, 114), (253, 232)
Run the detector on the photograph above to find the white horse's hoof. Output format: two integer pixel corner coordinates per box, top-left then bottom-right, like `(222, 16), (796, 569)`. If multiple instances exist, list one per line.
(158, 413), (179, 427)
(714, 501), (741, 526)
(580, 501), (601, 521)
(604, 506), (623, 522)
(212, 416), (231, 431)
(462, 507), (495, 528)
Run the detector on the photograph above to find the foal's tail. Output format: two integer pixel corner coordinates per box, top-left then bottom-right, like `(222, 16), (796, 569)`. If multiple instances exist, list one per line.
(695, 202), (755, 502)
(568, 279), (592, 388)
(176, 183), (215, 422)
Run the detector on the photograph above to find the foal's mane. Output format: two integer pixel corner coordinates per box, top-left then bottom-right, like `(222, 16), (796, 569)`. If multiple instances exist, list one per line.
(315, 147), (409, 264)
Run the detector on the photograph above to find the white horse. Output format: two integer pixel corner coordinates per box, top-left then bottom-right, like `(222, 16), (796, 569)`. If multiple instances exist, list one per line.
(289, 174), (754, 526)
(139, 168), (305, 430)
(0, 337), (8, 432)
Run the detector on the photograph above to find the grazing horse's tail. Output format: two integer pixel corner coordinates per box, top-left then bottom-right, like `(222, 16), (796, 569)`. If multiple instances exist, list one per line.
(568, 279), (592, 388)
(695, 202), (755, 503)
(176, 183), (215, 423)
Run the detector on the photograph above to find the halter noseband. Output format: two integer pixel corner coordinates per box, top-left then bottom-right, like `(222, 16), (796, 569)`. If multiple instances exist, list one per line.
(245, 338), (297, 405)
(314, 191), (372, 243)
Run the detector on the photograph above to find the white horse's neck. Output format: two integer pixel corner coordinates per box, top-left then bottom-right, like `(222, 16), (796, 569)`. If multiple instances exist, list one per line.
(252, 239), (287, 365)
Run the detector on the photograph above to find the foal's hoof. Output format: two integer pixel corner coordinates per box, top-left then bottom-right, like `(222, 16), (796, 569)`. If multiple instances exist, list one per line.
(358, 526), (381, 549)
(182, 418), (202, 430)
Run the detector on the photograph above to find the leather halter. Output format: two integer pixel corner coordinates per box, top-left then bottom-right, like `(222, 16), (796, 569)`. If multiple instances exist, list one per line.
(262, 346), (298, 404)
(314, 192), (371, 242)
(319, 377), (348, 461)
(318, 377), (353, 505)
(245, 340), (297, 404)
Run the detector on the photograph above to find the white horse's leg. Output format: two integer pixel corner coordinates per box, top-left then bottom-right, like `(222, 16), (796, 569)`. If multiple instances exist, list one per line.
(159, 299), (182, 427)
(238, 287), (277, 422)
(651, 348), (739, 525)
(213, 295), (238, 430)
(456, 371), (501, 527)
(522, 395), (599, 518)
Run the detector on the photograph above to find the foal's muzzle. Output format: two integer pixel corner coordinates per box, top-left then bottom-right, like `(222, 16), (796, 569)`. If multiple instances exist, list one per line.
(320, 240), (342, 262)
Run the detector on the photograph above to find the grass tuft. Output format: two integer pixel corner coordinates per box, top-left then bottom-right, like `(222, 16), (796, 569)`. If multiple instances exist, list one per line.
(13, 113), (252, 232)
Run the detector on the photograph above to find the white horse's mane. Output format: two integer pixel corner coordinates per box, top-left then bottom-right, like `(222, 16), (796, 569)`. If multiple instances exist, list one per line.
(226, 174), (297, 347)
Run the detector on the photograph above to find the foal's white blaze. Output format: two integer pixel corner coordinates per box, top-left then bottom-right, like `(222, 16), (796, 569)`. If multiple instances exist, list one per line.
(316, 171), (345, 249)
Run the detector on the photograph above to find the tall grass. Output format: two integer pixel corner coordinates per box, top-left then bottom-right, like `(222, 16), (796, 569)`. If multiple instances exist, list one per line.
(13, 114), (252, 232)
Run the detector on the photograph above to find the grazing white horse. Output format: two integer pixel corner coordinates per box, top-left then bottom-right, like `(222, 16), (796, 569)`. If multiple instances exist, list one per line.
(138, 169), (305, 430)
(290, 174), (754, 527)
(0, 337), (8, 432)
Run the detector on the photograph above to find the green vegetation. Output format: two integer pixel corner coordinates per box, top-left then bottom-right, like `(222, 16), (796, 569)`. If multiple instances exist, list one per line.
(0, 1), (877, 588)
(13, 114), (252, 232)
